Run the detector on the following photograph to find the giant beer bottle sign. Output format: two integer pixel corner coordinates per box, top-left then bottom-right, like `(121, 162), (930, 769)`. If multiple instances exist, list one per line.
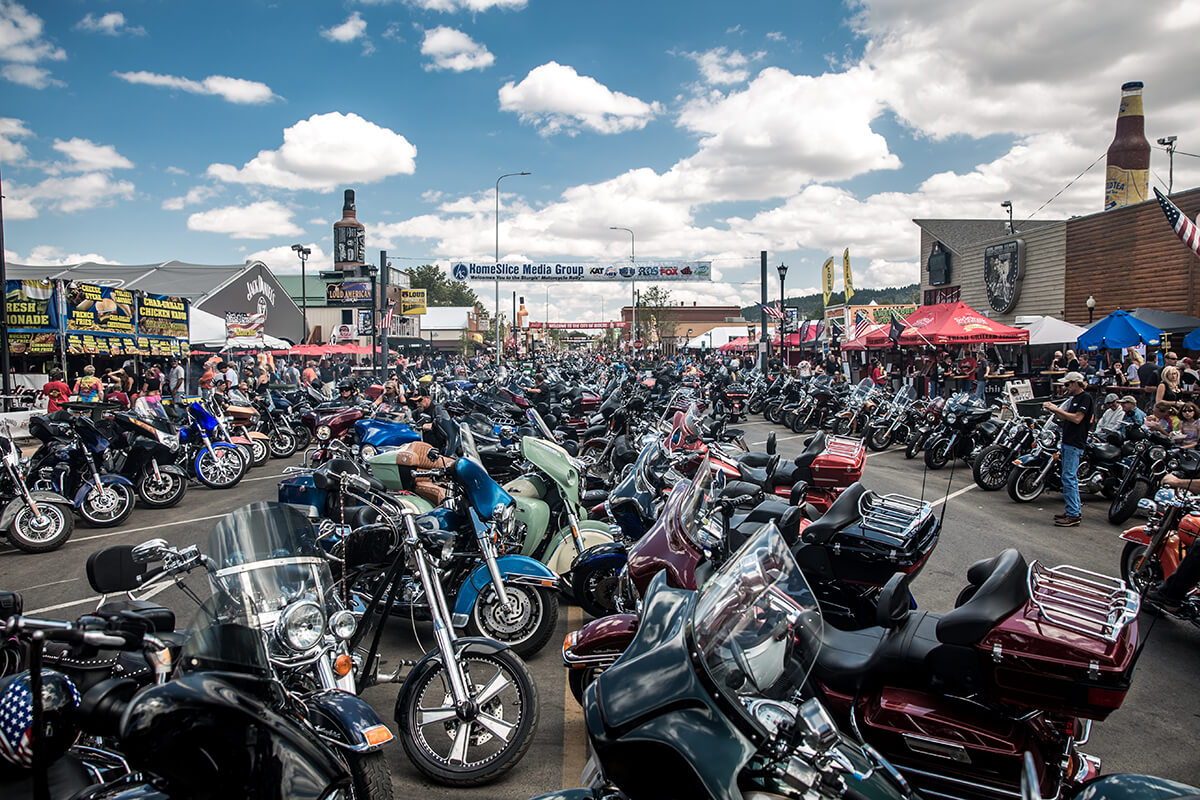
(1104, 82), (1150, 210)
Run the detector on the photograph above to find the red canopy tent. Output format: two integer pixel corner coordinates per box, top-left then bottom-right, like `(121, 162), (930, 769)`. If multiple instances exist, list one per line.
(856, 302), (1028, 348)
(717, 336), (752, 352)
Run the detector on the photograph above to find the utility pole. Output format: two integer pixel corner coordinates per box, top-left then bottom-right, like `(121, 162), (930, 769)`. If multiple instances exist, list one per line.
(759, 251), (768, 372)
(379, 250), (389, 381)
(0, 165), (9, 412)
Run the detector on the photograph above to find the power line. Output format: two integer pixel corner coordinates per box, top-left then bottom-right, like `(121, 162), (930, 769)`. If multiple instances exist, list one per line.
(1023, 150), (1106, 222)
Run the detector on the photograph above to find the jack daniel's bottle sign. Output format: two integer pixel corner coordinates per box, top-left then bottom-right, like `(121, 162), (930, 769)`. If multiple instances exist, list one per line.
(334, 189), (366, 269)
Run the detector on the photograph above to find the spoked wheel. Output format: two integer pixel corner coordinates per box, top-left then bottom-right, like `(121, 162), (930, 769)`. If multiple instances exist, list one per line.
(1108, 478), (1150, 525)
(137, 469), (187, 508)
(866, 425), (892, 452)
(79, 483), (136, 528)
(7, 503), (73, 552)
(972, 445), (1012, 491)
(248, 438), (269, 467)
(293, 425), (312, 449)
(904, 431), (925, 460)
(1006, 466), (1045, 503)
(269, 430), (298, 458)
(399, 651), (538, 787)
(923, 437), (952, 470)
(466, 584), (558, 658)
(791, 408), (811, 433)
(1120, 541), (1162, 593)
(571, 559), (623, 618)
(195, 446), (246, 489)
(835, 416), (854, 436)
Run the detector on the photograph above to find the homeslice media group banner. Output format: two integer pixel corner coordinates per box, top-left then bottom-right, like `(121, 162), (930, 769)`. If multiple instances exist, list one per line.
(451, 262), (712, 282)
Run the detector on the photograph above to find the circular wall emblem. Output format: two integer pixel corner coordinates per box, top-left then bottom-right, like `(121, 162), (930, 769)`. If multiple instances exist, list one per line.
(452, 263), (468, 281)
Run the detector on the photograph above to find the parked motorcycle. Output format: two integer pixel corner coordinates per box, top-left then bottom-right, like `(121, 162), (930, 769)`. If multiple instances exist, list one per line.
(866, 386), (918, 452)
(26, 411), (136, 528)
(103, 398), (188, 508)
(923, 392), (1001, 470)
(1107, 427), (1173, 524)
(972, 413), (1038, 491)
(180, 401), (248, 489)
(1006, 421), (1122, 504)
(904, 395), (945, 459)
(0, 420), (73, 552)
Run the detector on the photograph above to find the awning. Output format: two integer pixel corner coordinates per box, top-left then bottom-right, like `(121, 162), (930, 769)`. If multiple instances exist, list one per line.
(1016, 316), (1088, 346)
(858, 301), (1029, 347)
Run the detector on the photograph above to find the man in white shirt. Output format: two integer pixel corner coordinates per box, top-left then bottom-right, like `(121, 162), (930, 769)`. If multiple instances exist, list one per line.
(1096, 393), (1125, 433)
(167, 358), (185, 405)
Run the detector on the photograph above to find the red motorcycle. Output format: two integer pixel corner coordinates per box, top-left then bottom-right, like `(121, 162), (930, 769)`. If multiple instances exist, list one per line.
(564, 462), (940, 702)
(301, 405), (366, 463)
(811, 554), (1140, 800)
(1119, 483), (1200, 626)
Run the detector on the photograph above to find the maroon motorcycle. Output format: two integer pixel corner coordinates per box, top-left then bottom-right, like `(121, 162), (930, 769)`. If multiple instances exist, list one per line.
(301, 405), (366, 463)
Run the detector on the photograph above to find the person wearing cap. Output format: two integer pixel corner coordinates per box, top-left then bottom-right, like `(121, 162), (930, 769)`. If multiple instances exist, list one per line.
(1096, 393), (1125, 434)
(1042, 371), (1093, 527)
(1118, 395), (1146, 434)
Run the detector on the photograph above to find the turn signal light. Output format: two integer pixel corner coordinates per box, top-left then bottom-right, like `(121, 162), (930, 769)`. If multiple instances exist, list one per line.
(363, 724), (394, 746)
(333, 654), (354, 677)
(1086, 687), (1126, 709)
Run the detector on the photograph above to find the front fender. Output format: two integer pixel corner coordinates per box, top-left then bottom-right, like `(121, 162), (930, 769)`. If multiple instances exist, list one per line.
(570, 540), (628, 573)
(157, 464), (187, 478)
(1119, 525), (1152, 545)
(394, 636), (510, 721)
(452, 555), (561, 625)
(73, 474), (133, 507)
(564, 613), (638, 661)
(306, 689), (394, 752)
(1013, 453), (1045, 468)
(0, 492), (72, 530)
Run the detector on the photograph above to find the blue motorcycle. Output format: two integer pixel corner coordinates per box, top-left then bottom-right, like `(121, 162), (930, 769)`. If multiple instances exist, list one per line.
(354, 411), (421, 458)
(26, 411), (136, 528)
(179, 401), (248, 489)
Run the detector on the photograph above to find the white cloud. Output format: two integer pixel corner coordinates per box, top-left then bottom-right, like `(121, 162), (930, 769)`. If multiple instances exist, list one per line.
(246, 243), (330, 274)
(206, 111), (417, 191)
(75, 12), (144, 36)
(7, 172), (136, 218)
(14, 245), (121, 266)
(51, 138), (133, 172)
(114, 70), (278, 104)
(372, 0), (526, 11)
(499, 62), (663, 136)
(161, 184), (219, 211)
(0, 1), (65, 64)
(321, 12), (367, 43)
(164, 166), (188, 175)
(2, 63), (61, 88)
(683, 47), (763, 85)
(0, 116), (32, 161)
(420, 26), (493, 72)
(187, 201), (303, 239)
(766, 31), (786, 42)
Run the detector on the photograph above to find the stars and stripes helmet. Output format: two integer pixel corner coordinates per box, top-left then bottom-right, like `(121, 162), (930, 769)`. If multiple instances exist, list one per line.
(0, 670), (81, 769)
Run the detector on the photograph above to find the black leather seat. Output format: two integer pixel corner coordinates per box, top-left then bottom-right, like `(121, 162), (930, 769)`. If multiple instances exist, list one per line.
(738, 454), (779, 487)
(1087, 441), (1123, 463)
(581, 489), (608, 506)
(935, 549), (1027, 646)
(730, 498), (792, 530)
(800, 482), (866, 545)
(792, 432), (826, 482)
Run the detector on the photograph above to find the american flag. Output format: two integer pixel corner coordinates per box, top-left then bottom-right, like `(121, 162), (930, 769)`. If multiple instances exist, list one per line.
(852, 310), (872, 339)
(758, 302), (784, 320)
(0, 673), (78, 768)
(1154, 187), (1200, 260)
(380, 301), (395, 334)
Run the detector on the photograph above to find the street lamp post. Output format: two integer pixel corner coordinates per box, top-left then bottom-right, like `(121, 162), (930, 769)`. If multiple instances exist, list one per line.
(1087, 295), (1096, 324)
(777, 262), (788, 373)
(610, 226), (635, 345)
(1000, 200), (1014, 234)
(1157, 136), (1178, 194)
(496, 171), (530, 367)
(291, 244), (311, 344)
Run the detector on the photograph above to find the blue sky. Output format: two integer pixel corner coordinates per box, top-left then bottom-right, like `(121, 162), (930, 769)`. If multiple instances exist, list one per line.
(3, 0), (1199, 322)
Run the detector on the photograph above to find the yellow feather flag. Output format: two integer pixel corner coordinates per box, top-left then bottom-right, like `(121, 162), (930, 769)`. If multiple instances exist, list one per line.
(843, 248), (854, 303)
(821, 257), (835, 306)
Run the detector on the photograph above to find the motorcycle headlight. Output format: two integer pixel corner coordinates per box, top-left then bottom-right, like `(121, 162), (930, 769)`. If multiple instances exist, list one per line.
(157, 429), (180, 451)
(1149, 445), (1166, 465)
(945, 413), (957, 424)
(316, 425), (332, 441)
(330, 609), (356, 640)
(493, 502), (516, 538)
(1039, 429), (1057, 447)
(278, 600), (325, 651)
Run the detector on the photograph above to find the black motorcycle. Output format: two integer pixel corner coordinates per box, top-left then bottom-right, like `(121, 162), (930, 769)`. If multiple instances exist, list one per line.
(923, 392), (1001, 470)
(102, 399), (188, 508)
(865, 386), (918, 451)
(0, 421), (74, 552)
(1005, 422), (1123, 504)
(26, 411), (136, 528)
(1107, 427), (1173, 524)
(971, 413), (1037, 491)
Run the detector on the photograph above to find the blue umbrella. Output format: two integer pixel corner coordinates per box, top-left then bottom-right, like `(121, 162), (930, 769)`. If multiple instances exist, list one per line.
(1076, 310), (1161, 352)
(1185, 326), (1200, 350)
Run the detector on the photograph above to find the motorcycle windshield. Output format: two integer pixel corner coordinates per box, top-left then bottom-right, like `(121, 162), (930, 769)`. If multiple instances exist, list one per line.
(527, 408), (556, 441)
(179, 595), (273, 679)
(897, 386), (916, 407)
(683, 403), (703, 437)
(693, 522), (822, 708)
(134, 396), (169, 421)
(207, 502), (335, 628)
(854, 378), (874, 397)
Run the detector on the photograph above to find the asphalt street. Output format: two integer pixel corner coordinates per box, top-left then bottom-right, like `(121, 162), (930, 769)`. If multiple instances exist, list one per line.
(2, 421), (1198, 798)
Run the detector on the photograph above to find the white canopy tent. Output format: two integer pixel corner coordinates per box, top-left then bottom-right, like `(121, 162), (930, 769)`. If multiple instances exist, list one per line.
(189, 306), (291, 351)
(1015, 316), (1088, 347)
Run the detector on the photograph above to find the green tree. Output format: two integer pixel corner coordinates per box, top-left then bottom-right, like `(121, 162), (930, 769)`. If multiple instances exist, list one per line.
(638, 285), (678, 348)
(407, 264), (479, 307)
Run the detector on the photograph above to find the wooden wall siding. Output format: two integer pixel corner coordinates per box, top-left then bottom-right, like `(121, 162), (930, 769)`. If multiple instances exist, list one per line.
(920, 223), (1067, 324)
(1064, 187), (1200, 325)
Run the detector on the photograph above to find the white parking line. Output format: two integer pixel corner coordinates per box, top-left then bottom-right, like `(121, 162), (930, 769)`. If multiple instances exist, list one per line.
(28, 579), (173, 615)
(73, 512), (229, 543)
(930, 483), (977, 508)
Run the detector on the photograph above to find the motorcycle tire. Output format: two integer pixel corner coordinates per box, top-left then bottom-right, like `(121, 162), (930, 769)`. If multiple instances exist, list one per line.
(293, 425), (312, 449)
(866, 425), (892, 452)
(972, 445), (1012, 491)
(1120, 541), (1162, 594)
(195, 446), (246, 489)
(572, 558), (624, 618)
(791, 408), (810, 434)
(1006, 466), (1045, 503)
(1108, 478), (1150, 525)
(346, 749), (393, 800)
(234, 443), (254, 469)
(466, 584), (558, 659)
(904, 432), (925, 460)
(248, 438), (269, 467)
(6, 503), (73, 553)
(748, 399), (764, 415)
(568, 665), (608, 707)
(79, 482), (136, 528)
(923, 437), (951, 470)
(137, 469), (187, 509)
(398, 650), (538, 787)
(835, 417), (854, 437)
(269, 430), (298, 458)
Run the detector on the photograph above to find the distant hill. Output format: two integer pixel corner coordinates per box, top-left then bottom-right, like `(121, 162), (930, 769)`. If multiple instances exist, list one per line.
(741, 284), (920, 321)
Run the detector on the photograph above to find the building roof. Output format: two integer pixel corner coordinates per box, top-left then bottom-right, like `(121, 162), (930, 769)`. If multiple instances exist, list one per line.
(422, 306), (473, 330)
(276, 274), (332, 306)
(5, 259), (255, 302)
(911, 218), (1061, 255)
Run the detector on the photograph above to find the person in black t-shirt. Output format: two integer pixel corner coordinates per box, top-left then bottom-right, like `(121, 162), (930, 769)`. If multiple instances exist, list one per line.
(1042, 372), (1094, 527)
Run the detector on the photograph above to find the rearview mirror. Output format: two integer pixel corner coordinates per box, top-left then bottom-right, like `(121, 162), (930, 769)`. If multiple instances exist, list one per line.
(132, 538), (168, 563)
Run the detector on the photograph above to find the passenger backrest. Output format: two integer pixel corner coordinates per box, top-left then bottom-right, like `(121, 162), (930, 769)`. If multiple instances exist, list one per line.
(936, 549), (1028, 646)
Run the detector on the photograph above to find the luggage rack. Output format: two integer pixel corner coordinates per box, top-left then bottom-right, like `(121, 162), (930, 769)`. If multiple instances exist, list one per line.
(1026, 562), (1140, 643)
(857, 492), (934, 544)
(825, 435), (865, 458)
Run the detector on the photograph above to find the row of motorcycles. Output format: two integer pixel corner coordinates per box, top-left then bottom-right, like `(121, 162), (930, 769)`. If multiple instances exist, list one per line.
(3, 358), (1199, 800)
